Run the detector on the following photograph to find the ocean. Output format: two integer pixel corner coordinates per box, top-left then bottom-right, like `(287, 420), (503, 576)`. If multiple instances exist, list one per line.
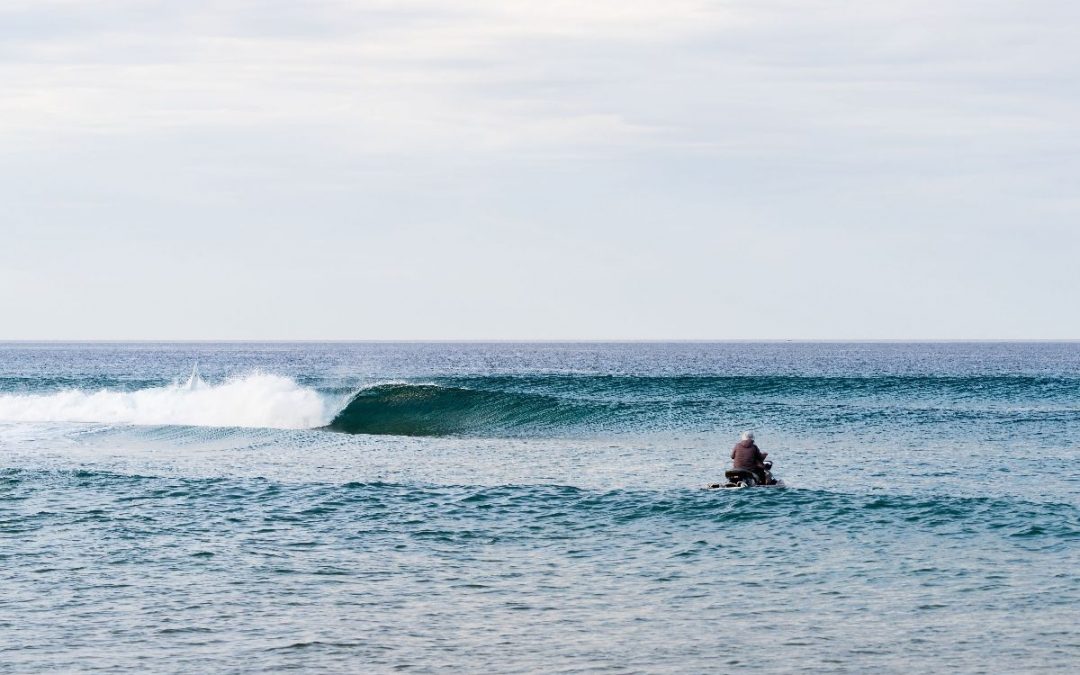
(1, 342), (1077, 673)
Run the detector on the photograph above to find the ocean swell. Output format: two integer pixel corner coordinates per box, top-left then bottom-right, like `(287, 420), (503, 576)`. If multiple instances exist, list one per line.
(2, 372), (1076, 438)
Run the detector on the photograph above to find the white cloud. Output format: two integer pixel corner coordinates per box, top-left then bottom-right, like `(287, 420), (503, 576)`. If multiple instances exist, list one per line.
(1, 1), (1078, 338)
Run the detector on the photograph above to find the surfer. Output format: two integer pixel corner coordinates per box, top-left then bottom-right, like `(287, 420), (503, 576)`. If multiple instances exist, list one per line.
(730, 431), (769, 485)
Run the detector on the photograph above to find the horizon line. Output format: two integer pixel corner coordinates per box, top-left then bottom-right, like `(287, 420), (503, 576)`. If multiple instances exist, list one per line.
(1, 338), (1078, 344)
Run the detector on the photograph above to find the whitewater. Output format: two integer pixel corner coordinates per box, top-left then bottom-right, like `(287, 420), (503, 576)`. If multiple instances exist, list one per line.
(2, 342), (1078, 674)
(0, 371), (341, 429)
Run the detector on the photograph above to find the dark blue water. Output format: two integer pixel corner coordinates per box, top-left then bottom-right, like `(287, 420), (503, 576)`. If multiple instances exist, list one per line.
(1, 343), (1077, 673)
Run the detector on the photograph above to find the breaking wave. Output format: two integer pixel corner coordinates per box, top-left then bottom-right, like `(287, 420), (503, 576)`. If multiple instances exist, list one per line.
(0, 373), (332, 430)
(0, 375), (614, 436)
(2, 372), (1076, 438)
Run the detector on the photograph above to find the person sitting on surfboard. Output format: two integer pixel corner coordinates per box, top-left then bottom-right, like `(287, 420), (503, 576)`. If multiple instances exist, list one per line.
(731, 431), (768, 485)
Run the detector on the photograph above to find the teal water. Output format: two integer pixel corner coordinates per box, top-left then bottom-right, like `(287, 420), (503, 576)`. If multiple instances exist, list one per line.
(1, 343), (1077, 672)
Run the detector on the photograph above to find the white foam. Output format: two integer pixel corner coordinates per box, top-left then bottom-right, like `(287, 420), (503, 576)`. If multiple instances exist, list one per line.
(0, 373), (334, 430)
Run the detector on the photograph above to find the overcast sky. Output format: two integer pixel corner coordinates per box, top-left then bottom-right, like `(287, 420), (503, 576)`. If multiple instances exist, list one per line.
(2, 0), (1078, 339)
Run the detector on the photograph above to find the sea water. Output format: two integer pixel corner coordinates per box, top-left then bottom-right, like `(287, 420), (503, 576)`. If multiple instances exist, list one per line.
(1, 342), (1077, 673)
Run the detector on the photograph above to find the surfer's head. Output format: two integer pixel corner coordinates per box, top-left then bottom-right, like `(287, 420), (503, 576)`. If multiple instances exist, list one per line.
(741, 430), (754, 441)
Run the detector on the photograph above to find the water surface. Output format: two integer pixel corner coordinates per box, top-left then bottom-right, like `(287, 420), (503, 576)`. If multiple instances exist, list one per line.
(1, 342), (1077, 673)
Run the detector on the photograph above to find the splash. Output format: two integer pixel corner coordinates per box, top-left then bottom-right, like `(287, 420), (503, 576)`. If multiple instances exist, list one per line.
(0, 373), (332, 429)
(184, 363), (206, 391)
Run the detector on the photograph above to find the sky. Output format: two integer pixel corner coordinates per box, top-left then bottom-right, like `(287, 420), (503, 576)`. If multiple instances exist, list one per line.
(2, 0), (1078, 340)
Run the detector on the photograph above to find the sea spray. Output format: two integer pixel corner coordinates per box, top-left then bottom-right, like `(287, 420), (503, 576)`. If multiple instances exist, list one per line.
(0, 372), (332, 429)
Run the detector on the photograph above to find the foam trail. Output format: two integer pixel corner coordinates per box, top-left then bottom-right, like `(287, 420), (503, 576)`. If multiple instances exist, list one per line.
(0, 373), (332, 429)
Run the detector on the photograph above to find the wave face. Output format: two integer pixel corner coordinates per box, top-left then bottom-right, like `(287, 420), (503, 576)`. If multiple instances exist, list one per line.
(326, 383), (603, 436)
(0, 373), (331, 429)
(324, 374), (1080, 437)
